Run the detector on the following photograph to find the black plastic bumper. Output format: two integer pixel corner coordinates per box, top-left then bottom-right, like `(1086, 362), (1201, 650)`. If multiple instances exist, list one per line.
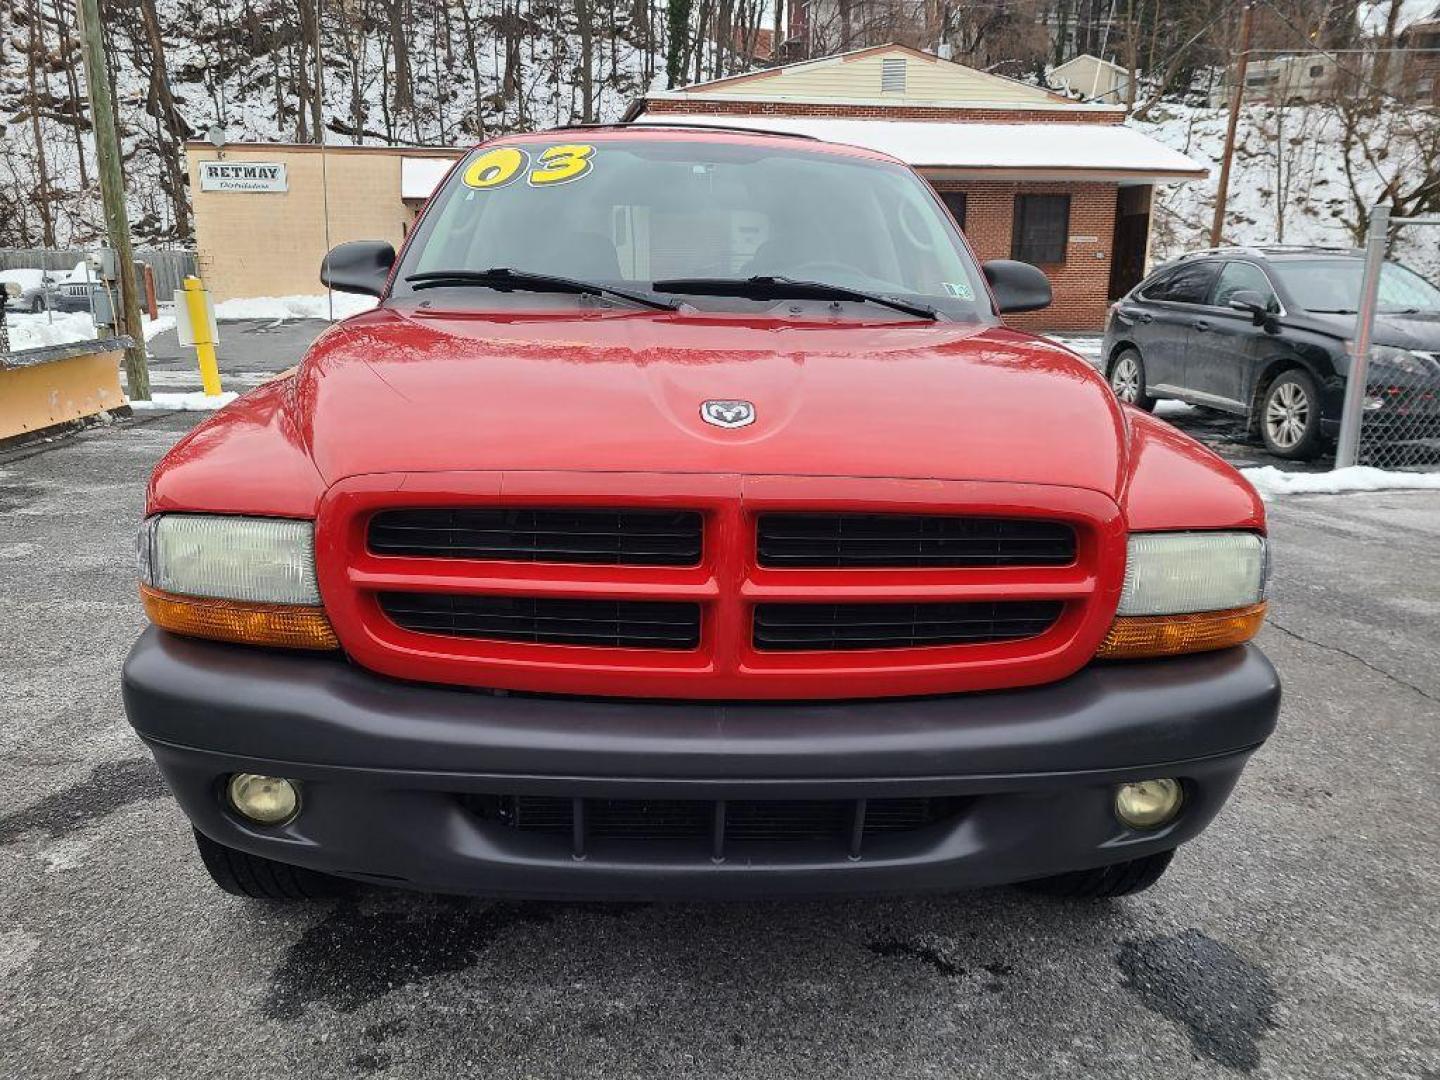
(123, 628), (1280, 899)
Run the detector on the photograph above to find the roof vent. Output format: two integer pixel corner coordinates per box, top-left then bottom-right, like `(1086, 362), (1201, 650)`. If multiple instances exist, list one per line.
(881, 57), (907, 94)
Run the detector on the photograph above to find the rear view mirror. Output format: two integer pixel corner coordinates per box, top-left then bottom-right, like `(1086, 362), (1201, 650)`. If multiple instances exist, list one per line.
(982, 259), (1052, 313)
(321, 241), (396, 297)
(1226, 290), (1269, 323)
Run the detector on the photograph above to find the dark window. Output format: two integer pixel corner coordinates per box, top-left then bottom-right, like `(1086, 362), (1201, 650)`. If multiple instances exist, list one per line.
(1210, 261), (1279, 311)
(1011, 195), (1070, 264)
(1309, 64), (1325, 77)
(940, 192), (967, 230)
(1141, 260), (1220, 304)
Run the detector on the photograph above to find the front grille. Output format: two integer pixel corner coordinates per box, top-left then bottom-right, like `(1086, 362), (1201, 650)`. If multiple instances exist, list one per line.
(379, 593), (701, 650)
(465, 794), (963, 858)
(757, 513), (1075, 568)
(369, 508), (702, 566)
(753, 600), (1063, 651)
(62, 283), (90, 298)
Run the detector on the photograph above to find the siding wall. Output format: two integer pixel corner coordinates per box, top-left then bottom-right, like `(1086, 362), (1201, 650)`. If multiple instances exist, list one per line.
(682, 50), (1066, 104)
(187, 144), (461, 302)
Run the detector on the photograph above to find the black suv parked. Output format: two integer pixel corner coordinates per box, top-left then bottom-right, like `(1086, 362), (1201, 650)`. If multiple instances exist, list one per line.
(1102, 246), (1440, 459)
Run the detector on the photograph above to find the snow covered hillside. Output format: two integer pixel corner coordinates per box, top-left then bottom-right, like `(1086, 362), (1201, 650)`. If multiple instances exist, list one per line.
(1, 0), (669, 248)
(1136, 103), (1440, 277)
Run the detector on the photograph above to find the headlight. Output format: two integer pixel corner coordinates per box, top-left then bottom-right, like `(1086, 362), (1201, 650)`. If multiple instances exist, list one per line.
(138, 515), (337, 649)
(1098, 532), (1267, 659)
(1364, 345), (1436, 377)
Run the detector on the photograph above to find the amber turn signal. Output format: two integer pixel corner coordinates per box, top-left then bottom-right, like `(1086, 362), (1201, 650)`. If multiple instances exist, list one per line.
(141, 585), (339, 650)
(1096, 603), (1266, 660)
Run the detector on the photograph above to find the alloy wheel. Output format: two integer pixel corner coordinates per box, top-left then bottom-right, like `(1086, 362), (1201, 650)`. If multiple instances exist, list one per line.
(1265, 381), (1311, 450)
(1111, 356), (1141, 403)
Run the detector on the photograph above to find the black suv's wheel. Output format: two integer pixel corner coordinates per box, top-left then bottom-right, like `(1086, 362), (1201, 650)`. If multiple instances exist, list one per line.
(193, 828), (352, 900)
(1108, 349), (1156, 411)
(1259, 369), (1324, 459)
(1019, 849), (1174, 899)
(31, 296), (46, 313)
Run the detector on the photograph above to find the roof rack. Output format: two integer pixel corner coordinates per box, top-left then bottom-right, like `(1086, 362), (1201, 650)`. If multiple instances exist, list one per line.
(545, 121), (820, 141)
(1174, 243), (1361, 261)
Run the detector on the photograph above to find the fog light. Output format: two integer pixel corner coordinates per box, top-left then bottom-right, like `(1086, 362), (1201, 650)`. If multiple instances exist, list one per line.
(227, 773), (299, 825)
(1114, 779), (1183, 829)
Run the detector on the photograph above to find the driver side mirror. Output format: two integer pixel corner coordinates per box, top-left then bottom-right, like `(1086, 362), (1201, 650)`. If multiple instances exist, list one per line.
(321, 241), (396, 297)
(1226, 290), (1271, 325)
(982, 259), (1052, 314)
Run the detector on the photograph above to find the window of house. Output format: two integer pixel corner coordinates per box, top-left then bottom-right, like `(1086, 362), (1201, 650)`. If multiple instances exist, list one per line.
(1011, 195), (1070, 264)
(881, 58), (907, 94)
(1246, 74), (1269, 87)
(1309, 64), (1325, 77)
(940, 192), (967, 231)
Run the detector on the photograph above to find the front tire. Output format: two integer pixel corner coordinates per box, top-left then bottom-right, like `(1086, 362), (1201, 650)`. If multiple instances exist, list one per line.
(1259, 369), (1324, 459)
(1019, 849), (1174, 899)
(193, 828), (353, 900)
(1108, 349), (1156, 411)
(31, 297), (45, 313)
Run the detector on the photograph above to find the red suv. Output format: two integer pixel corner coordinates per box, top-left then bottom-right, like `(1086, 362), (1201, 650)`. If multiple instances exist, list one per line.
(124, 126), (1278, 902)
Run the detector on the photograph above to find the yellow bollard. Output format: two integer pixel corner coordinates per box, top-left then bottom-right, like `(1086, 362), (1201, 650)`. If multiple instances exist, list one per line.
(183, 276), (223, 397)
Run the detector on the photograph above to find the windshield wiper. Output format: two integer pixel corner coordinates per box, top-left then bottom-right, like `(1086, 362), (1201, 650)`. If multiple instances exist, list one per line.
(652, 275), (940, 320)
(1306, 308), (1358, 314)
(406, 268), (678, 311)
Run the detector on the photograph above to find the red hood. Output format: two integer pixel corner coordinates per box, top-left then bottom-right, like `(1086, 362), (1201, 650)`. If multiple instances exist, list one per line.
(293, 305), (1127, 496)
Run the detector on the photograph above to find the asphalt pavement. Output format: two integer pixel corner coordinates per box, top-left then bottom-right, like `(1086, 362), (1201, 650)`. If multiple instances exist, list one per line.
(1, 402), (1437, 1079)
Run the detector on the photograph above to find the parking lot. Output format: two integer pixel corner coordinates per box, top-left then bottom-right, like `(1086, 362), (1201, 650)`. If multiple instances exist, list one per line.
(2, 327), (1438, 1079)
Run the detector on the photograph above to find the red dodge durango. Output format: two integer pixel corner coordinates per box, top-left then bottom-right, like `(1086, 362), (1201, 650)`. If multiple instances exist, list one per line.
(123, 126), (1279, 902)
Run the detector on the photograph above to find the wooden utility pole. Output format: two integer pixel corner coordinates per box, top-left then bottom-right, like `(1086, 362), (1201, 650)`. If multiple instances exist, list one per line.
(77, 0), (150, 399)
(1211, 1), (1255, 248)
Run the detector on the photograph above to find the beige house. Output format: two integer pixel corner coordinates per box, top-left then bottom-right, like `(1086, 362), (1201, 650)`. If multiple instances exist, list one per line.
(1048, 54), (1132, 104)
(186, 143), (461, 302)
(1211, 53), (1343, 106)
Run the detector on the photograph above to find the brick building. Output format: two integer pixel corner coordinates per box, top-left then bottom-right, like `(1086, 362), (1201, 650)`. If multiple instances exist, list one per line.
(624, 44), (1205, 331)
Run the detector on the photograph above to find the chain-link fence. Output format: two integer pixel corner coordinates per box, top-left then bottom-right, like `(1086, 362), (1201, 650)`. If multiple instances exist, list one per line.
(1337, 207), (1440, 473)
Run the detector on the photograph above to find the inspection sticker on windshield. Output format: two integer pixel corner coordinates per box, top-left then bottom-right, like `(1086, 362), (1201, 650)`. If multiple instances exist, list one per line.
(462, 144), (596, 190)
(942, 281), (975, 300)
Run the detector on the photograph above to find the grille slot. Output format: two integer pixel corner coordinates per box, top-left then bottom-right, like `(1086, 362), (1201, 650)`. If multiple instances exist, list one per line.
(753, 600), (1063, 651)
(369, 508), (702, 566)
(757, 513), (1075, 568)
(379, 593), (701, 650)
(466, 794), (962, 857)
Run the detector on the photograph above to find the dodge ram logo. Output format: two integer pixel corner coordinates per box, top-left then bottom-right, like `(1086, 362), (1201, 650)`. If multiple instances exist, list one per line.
(701, 400), (756, 429)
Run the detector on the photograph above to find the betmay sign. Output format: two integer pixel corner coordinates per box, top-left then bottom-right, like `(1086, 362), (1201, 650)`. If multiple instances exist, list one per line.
(199, 161), (288, 193)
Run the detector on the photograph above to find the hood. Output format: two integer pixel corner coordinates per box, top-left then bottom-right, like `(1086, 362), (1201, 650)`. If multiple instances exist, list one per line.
(1306, 310), (1440, 352)
(293, 305), (1128, 497)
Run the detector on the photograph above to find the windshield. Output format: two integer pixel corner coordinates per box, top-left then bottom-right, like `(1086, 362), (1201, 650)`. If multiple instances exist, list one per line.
(1273, 258), (1440, 315)
(395, 136), (991, 320)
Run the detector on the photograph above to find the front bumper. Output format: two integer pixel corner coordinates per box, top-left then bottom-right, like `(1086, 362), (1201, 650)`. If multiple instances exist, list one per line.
(123, 629), (1280, 899)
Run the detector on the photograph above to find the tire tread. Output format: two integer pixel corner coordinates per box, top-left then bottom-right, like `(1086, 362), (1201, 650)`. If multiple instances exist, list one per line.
(193, 828), (351, 900)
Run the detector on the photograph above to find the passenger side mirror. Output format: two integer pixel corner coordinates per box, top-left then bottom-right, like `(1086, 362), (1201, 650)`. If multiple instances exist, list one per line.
(1226, 290), (1269, 324)
(982, 259), (1052, 314)
(321, 241), (396, 297)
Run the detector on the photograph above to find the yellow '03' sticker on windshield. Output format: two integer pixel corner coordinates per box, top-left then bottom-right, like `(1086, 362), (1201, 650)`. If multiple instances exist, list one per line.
(461, 144), (596, 190)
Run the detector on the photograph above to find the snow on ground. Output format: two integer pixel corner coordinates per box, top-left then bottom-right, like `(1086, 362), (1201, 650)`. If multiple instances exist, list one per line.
(127, 391), (238, 412)
(212, 293), (378, 322)
(1241, 465), (1440, 498)
(4, 310), (177, 352)
(1044, 334), (1104, 362)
